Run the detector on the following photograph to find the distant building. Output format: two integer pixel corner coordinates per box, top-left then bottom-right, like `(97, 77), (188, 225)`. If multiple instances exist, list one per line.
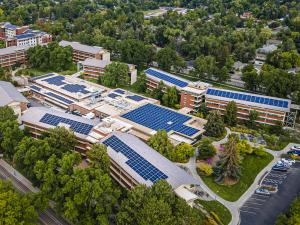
(205, 87), (292, 126)
(0, 22), (52, 47)
(144, 68), (211, 112)
(79, 58), (137, 85)
(0, 46), (28, 68)
(0, 81), (29, 119)
(59, 40), (110, 63)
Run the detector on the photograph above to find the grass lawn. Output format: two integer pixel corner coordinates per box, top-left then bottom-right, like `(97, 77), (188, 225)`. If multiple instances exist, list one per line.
(196, 199), (232, 225)
(201, 153), (274, 202)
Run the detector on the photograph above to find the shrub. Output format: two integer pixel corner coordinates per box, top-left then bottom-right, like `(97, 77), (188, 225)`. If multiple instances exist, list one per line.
(198, 138), (217, 160)
(198, 163), (213, 176)
(253, 146), (267, 157)
(210, 211), (223, 225)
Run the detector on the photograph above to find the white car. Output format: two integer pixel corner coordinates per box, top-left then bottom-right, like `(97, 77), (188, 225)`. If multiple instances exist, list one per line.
(255, 188), (270, 195)
(291, 146), (300, 151)
(281, 158), (294, 166)
(276, 160), (290, 168)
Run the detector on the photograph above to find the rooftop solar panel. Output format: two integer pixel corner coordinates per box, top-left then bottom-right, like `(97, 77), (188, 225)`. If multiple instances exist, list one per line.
(103, 135), (168, 183)
(43, 76), (66, 86)
(30, 85), (41, 92)
(114, 89), (125, 94)
(121, 103), (199, 137)
(39, 113), (93, 135)
(108, 93), (121, 99)
(46, 92), (74, 104)
(145, 68), (188, 88)
(62, 84), (90, 94)
(206, 88), (289, 109)
(126, 95), (145, 102)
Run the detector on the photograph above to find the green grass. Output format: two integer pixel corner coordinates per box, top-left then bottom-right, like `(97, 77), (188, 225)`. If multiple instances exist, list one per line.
(201, 153), (274, 202)
(195, 199), (232, 225)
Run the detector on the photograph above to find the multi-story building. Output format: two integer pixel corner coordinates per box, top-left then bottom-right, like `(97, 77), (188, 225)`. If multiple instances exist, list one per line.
(144, 68), (210, 112)
(0, 22), (52, 47)
(59, 41), (110, 63)
(79, 58), (137, 85)
(205, 87), (291, 125)
(0, 81), (29, 121)
(0, 46), (28, 68)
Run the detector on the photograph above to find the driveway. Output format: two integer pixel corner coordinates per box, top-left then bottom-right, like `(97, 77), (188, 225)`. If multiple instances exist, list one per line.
(240, 162), (300, 225)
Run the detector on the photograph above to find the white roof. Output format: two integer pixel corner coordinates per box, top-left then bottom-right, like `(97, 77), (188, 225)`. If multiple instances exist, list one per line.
(0, 46), (28, 56)
(59, 40), (105, 54)
(101, 132), (200, 189)
(0, 81), (29, 106)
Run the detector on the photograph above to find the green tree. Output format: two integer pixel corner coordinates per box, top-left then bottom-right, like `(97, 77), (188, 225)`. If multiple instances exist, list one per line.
(193, 55), (216, 79)
(148, 130), (175, 160)
(0, 180), (39, 225)
(156, 47), (186, 71)
(117, 180), (204, 225)
(133, 72), (147, 93)
(237, 140), (253, 154)
(87, 144), (110, 172)
(0, 106), (17, 123)
(215, 137), (241, 184)
(197, 138), (217, 160)
(204, 111), (226, 138)
(248, 110), (260, 128)
(162, 86), (178, 108)
(224, 101), (238, 127)
(101, 62), (129, 87)
(151, 81), (165, 102)
(241, 64), (260, 92)
(173, 143), (194, 163)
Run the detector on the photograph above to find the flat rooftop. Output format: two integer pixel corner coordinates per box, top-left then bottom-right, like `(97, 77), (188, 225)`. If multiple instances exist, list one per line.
(31, 73), (106, 101)
(120, 103), (205, 139)
(101, 132), (199, 189)
(22, 107), (99, 139)
(206, 88), (291, 112)
(59, 40), (105, 54)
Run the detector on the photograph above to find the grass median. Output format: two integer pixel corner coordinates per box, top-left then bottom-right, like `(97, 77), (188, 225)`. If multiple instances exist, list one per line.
(201, 153), (274, 202)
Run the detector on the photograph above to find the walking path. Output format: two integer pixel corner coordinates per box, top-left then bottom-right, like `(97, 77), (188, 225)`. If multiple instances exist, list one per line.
(182, 127), (298, 225)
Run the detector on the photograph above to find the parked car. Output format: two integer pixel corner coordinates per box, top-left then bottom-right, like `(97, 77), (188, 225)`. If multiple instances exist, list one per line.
(281, 158), (295, 165)
(255, 188), (270, 195)
(272, 164), (288, 172)
(287, 150), (300, 156)
(277, 160), (291, 168)
(291, 146), (300, 151)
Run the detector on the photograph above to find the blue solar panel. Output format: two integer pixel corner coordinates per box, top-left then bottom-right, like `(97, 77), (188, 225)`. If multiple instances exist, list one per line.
(103, 135), (168, 183)
(126, 95), (145, 102)
(145, 68), (188, 88)
(39, 113), (93, 135)
(108, 93), (120, 99)
(46, 92), (74, 104)
(43, 76), (66, 86)
(121, 103), (199, 137)
(206, 88), (289, 109)
(114, 89), (125, 94)
(30, 85), (41, 92)
(62, 84), (90, 94)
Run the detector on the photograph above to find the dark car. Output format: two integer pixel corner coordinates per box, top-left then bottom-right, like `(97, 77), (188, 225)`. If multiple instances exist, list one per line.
(272, 165), (288, 172)
(287, 150), (300, 156)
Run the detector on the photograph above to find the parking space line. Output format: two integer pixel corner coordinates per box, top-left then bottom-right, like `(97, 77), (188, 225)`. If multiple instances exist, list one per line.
(252, 194), (270, 198)
(245, 201), (263, 206)
(250, 197), (268, 202)
(240, 210), (257, 215)
(241, 206), (261, 210)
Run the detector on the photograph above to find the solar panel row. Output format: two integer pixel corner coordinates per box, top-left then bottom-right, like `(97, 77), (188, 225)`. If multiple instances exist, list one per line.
(30, 85), (41, 91)
(108, 93), (121, 99)
(39, 113), (93, 135)
(126, 95), (145, 102)
(103, 135), (168, 183)
(145, 68), (188, 88)
(121, 103), (199, 137)
(206, 88), (289, 108)
(62, 84), (90, 94)
(114, 89), (125, 94)
(43, 76), (66, 86)
(46, 92), (74, 104)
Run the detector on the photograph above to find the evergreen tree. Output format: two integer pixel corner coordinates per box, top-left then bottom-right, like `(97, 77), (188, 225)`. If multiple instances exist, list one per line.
(204, 111), (226, 138)
(224, 101), (238, 127)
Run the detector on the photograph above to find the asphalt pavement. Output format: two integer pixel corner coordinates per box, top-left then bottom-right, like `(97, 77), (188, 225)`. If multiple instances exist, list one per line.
(240, 162), (300, 225)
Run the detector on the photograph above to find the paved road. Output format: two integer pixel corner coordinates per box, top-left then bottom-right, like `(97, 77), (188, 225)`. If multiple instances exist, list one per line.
(0, 160), (70, 225)
(181, 126), (299, 225)
(240, 162), (300, 225)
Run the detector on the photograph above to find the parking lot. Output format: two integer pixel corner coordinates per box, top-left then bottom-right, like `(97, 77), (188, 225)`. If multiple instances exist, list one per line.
(240, 162), (300, 225)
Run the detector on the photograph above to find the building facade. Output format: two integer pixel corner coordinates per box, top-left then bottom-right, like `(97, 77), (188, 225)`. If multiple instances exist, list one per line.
(59, 40), (110, 63)
(0, 46), (28, 68)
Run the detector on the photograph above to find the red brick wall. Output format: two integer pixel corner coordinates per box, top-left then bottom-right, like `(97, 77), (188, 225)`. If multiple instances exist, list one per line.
(180, 92), (195, 109)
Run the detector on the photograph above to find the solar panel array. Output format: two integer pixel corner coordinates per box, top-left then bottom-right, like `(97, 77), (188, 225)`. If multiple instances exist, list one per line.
(126, 95), (145, 102)
(122, 103), (199, 137)
(206, 88), (289, 109)
(62, 84), (90, 94)
(103, 135), (168, 183)
(114, 89), (125, 95)
(30, 85), (41, 92)
(43, 76), (66, 86)
(108, 93), (121, 99)
(46, 92), (74, 104)
(145, 68), (188, 88)
(39, 113), (93, 135)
